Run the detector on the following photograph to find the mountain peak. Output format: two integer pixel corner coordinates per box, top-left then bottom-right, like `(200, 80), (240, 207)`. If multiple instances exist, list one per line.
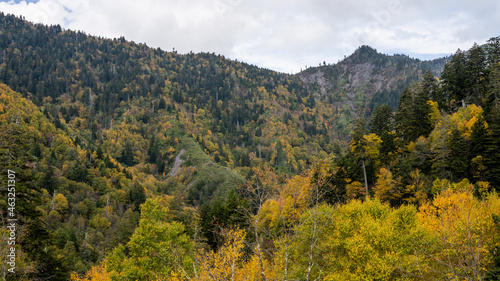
(353, 45), (378, 56)
(341, 45), (389, 66)
(297, 45), (448, 128)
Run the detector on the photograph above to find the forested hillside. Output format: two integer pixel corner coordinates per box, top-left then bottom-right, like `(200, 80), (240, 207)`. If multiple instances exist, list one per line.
(0, 12), (337, 177)
(298, 45), (447, 140)
(1, 11), (500, 280)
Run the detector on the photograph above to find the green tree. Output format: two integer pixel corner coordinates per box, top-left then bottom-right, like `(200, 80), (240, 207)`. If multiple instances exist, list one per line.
(129, 181), (146, 211)
(350, 119), (370, 195)
(421, 71), (444, 109)
(471, 115), (488, 157)
(199, 189), (248, 250)
(106, 197), (194, 280)
(441, 49), (469, 109)
(112, 208), (140, 246)
(447, 128), (469, 181)
(22, 218), (70, 280)
(486, 36), (500, 65)
(395, 87), (432, 142)
(467, 43), (487, 105)
(41, 166), (58, 194)
(120, 141), (136, 167)
(369, 104), (394, 136)
(485, 106), (500, 188)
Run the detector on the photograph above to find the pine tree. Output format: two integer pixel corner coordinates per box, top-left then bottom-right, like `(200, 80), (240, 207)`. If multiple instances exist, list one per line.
(486, 36), (500, 65)
(23, 218), (70, 280)
(395, 87), (432, 142)
(467, 43), (487, 105)
(395, 87), (413, 142)
(0, 112), (40, 220)
(369, 104), (394, 136)
(129, 182), (146, 211)
(413, 84), (434, 139)
(421, 71), (444, 109)
(0, 103), (69, 279)
(484, 106), (500, 188)
(350, 119), (369, 195)
(120, 141), (136, 166)
(441, 49), (468, 109)
(470, 115), (488, 157)
(147, 134), (158, 164)
(486, 61), (500, 114)
(447, 129), (469, 181)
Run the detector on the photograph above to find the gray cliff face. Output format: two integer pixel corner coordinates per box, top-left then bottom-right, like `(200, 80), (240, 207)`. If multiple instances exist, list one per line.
(296, 46), (447, 138)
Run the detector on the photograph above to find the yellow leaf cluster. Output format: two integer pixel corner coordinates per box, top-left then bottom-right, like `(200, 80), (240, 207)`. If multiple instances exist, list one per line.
(70, 263), (110, 281)
(418, 187), (500, 279)
(196, 228), (246, 281)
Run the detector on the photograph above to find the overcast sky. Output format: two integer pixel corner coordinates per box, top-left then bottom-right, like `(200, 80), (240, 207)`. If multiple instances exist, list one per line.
(0, 0), (499, 73)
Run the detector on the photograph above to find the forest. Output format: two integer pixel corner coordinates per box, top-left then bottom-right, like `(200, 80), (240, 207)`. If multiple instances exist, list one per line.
(1, 12), (500, 280)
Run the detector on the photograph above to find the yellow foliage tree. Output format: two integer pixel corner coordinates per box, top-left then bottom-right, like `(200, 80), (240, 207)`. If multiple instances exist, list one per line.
(345, 181), (365, 200)
(417, 187), (500, 279)
(402, 169), (428, 205)
(70, 263), (110, 281)
(373, 167), (402, 205)
(53, 193), (69, 214)
(259, 173), (312, 232)
(195, 228), (246, 281)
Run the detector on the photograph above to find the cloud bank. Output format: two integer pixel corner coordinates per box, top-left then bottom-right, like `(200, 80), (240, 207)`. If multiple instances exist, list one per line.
(1, 0), (499, 72)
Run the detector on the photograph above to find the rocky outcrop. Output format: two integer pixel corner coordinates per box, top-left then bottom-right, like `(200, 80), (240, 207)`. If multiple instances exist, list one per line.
(168, 148), (186, 177)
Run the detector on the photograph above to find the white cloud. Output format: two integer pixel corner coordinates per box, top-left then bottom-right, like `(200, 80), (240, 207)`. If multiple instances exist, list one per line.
(0, 0), (499, 72)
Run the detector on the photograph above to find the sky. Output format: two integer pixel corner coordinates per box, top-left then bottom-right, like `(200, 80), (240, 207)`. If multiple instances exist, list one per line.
(0, 0), (499, 73)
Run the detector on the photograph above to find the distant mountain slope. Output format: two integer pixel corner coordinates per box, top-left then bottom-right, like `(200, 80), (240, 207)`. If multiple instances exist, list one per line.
(0, 12), (325, 174)
(297, 46), (448, 134)
(0, 12), (447, 171)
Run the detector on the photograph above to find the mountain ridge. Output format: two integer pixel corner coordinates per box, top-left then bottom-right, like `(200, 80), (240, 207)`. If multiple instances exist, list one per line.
(0, 12), (451, 165)
(2, 12), (500, 279)
(297, 45), (448, 121)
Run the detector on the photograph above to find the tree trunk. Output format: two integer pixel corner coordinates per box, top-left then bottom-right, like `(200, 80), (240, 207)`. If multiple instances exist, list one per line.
(362, 160), (369, 196)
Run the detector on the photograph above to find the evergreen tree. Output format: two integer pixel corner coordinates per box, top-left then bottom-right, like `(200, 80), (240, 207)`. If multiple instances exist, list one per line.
(486, 61), (500, 114)
(41, 166), (58, 194)
(23, 218), (71, 280)
(379, 130), (397, 166)
(467, 43), (487, 105)
(156, 154), (166, 174)
(0, 109), (69, 279)
(67, 161), (89, 183)
(447, 128), (469, 181)
(486, 36), (500, 65)
(350, 118), (370, 194)
(129, 181), (146, 211)
(470, 115), (488, 157)
(147, 134), (158, 164)
(369, 104), (394, 136)
(395, 87), (432, 142)
(421, 71), (444, 109)
(395, 87), (414, 142)
(484, 106), (500, 188)
(199, 189), (248, 250)
(120, 141), (136, 166)
(0, 113), (40, 220)
(441, 49), (468, 109)
(413, 84), (434, 139)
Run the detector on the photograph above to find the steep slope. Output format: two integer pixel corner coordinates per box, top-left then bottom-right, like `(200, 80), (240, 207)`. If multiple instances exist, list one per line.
(297, 46), (448, 137)
(0, 13), (450, 176)
(0, 12), (338, 176)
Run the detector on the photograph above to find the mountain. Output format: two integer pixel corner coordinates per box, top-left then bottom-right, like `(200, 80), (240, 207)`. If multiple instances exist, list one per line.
(0, 13), (453, 205)
(297, 45), (448, 138)
(0, 14), (449, 156)
(2, 12), (500, 279)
